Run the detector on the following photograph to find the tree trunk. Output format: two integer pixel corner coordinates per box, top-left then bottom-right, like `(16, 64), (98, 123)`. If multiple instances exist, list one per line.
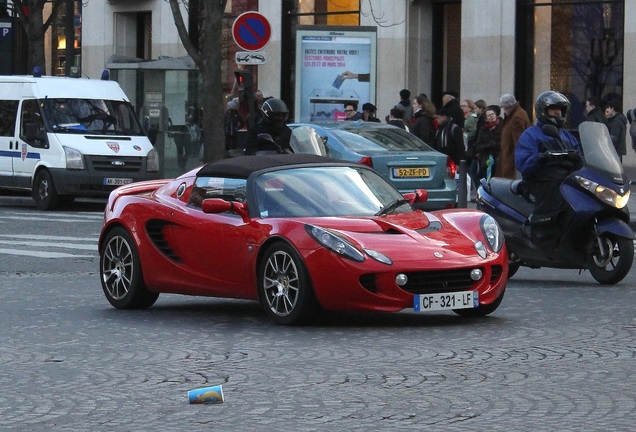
(168, 0), (228, 163)
(13, 0), (64, 73)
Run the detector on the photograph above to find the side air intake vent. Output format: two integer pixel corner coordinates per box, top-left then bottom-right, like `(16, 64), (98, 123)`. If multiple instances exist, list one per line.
(145, 220), (182, 263)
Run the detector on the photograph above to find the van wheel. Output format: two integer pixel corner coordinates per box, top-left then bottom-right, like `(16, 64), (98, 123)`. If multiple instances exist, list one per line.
(33, 170), (59, 210)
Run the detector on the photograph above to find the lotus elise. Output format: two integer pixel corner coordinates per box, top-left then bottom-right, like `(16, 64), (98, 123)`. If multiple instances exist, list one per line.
(98, 154), (508, 325)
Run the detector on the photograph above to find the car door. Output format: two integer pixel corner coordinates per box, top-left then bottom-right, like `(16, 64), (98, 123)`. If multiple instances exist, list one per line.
(13, 99), (47, 189)
(160, 178), (259, 298)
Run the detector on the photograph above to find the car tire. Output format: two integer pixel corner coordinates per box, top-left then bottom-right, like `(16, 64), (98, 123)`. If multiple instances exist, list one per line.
(453, 288), (505, 317)
(586, 233), (633, 285)
(32, 169), (59, 210)
(258, 242), (318, 325)
(100, 226), (159, 309)
(507, 262), (520, 278)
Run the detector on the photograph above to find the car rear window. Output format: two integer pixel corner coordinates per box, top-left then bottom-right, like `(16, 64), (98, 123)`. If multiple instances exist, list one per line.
(331, 127), (433, 152)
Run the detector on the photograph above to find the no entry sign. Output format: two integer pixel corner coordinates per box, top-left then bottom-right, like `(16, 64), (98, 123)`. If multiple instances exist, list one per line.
(232, 12), (272, 52)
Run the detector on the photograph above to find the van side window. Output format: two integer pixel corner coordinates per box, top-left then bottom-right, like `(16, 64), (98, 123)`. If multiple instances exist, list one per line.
(0, 100), (19, 136)
(20, 99), (45, 137)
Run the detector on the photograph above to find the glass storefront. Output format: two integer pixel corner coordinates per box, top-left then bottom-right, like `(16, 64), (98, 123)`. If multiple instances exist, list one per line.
(528, 1), (624, 128)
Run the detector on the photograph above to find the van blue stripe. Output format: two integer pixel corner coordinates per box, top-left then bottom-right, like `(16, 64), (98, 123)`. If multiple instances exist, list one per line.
(0, 150), (41, 159)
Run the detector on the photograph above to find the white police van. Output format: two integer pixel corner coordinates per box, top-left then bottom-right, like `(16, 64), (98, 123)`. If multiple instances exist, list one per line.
(0, 72), (159, 209)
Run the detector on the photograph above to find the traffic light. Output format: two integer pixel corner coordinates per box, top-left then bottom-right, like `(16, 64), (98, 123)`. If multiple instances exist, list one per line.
(234, 71), (253, 93)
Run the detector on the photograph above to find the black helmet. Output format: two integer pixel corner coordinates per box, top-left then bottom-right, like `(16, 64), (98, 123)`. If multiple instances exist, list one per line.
(535, 91), (570, 128)
(261, 98), (289, 128)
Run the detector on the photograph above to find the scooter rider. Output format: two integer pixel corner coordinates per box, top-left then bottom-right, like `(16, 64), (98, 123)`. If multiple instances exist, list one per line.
(245, 98), (293, 155)
(515, 91), (583, 246)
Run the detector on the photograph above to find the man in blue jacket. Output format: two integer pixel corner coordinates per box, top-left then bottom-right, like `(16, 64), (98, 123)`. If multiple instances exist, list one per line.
(515, 91), (582, 246)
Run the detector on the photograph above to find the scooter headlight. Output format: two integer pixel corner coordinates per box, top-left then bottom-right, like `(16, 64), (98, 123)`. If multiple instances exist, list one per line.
(480, 214), (504, 253)
(575, 175), (630, 209)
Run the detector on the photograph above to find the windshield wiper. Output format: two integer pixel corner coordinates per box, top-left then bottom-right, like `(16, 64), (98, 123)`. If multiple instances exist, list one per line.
(375, 198), (409, 216)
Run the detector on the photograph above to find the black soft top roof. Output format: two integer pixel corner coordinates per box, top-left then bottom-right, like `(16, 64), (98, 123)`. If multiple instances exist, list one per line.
(196, 154), (347, 179)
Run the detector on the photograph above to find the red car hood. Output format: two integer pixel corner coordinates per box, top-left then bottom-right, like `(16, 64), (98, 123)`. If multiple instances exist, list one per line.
(299, 211), (485, 263)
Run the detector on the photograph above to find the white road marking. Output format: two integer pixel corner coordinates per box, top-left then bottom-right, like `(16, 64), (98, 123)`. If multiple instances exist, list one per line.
(0, 248), (94, 258)
(0, 240), (96, 250)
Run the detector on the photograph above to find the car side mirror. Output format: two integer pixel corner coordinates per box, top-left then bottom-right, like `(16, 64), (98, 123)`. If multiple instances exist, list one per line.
(201, 198), (249, 221)
(403, 189), (428, 205)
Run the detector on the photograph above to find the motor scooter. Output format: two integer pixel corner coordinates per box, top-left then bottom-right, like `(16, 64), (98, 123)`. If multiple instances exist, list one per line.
(476, 122), (633, 284)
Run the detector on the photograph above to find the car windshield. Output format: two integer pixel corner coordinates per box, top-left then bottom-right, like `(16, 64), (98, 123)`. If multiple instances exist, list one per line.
(254, 165), (409, 218)
(331, 127), (432, 153)
(40, 98), (144, 135)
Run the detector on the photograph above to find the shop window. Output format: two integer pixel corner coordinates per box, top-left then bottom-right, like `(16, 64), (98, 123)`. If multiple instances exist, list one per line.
(530, 1), (623, 128)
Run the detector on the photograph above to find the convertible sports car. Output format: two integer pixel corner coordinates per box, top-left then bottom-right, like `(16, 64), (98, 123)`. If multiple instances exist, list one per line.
(98, 154), (508, 325)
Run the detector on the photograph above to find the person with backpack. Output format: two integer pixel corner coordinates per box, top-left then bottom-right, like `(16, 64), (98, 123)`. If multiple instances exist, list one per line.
(433, 107), (465, 165)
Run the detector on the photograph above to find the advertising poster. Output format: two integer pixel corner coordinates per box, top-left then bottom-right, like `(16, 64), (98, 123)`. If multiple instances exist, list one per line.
(294, 26), (377, 123)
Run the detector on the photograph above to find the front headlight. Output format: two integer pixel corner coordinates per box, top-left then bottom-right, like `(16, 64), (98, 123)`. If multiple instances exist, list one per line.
(64, 146), (84, 170)
(146, 148), (159, 172)
(480, 214), (504, 253)
(305, 224), (365, 262)
(575, 175), (629, 208)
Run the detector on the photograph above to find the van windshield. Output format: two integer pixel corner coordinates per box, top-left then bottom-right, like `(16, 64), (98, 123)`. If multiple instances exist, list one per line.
(40, 98), (144, 135)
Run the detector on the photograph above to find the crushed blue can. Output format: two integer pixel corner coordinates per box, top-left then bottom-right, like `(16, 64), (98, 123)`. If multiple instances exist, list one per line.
(188, 384), (224, 404)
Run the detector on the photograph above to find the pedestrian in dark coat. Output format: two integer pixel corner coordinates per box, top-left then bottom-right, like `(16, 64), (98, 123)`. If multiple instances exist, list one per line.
(387, 108), (409, 130)
(441, 90), (465, 129)
(605, 99), (627, 161)
(585, 96), (608, 126)
(410, 95), (436, 143)
(395, 89), (413, 127)
(433, 107), (465, 165)
(474, 107), (503, 181)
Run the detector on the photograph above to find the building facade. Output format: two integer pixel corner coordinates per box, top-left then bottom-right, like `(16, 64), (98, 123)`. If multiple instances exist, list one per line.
(78, 0), (635, 171)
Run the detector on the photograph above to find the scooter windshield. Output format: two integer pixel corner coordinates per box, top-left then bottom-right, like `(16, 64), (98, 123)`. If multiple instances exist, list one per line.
(290, 126), (329, 156)
(578, 122), (627, 184)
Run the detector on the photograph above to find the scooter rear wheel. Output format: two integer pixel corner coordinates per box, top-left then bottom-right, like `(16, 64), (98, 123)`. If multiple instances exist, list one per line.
(586, 233), (633, 285)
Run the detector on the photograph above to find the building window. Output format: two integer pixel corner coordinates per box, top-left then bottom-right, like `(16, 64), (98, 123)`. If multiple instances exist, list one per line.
(528, 1), (623, 127)
(296, 0), (360, 25)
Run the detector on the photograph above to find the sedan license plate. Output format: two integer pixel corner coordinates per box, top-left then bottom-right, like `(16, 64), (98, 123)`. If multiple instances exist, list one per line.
(413, 290), (479, 312)
(104, 177), (133, 186)
(393, 167), (430, 178)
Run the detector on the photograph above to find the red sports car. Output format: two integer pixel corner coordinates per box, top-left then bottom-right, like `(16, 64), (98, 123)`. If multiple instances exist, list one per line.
(98, 154), (508, 325)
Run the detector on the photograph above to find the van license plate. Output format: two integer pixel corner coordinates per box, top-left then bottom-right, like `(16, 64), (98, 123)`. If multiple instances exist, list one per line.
(104, 178), (133, 186)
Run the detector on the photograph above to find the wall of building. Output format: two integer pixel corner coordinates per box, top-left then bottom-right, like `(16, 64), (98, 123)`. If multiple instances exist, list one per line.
(81, 0), (636, 175)
(359, 1), (408, 119)
(82, 0), (186, 80)
(254, 2), (282, 102)
(622, 0), (636, 170)
(460, 0), (516, 108)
